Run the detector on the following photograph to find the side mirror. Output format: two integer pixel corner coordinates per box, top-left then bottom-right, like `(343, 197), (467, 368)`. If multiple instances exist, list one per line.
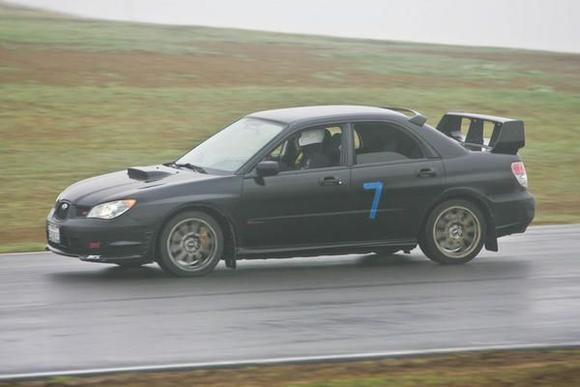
(256, 160), (279, 177)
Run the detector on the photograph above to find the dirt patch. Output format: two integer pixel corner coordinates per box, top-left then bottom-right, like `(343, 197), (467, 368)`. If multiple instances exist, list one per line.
(395, 46), (580, 92)
(0, 43), (532, 90)
(0, 43), (347, 87)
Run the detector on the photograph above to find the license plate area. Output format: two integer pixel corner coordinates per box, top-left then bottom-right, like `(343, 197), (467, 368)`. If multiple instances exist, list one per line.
(48, 223), (60, 244)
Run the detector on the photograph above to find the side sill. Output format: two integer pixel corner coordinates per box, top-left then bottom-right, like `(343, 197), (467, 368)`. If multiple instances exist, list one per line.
(237, 239), (417, 259)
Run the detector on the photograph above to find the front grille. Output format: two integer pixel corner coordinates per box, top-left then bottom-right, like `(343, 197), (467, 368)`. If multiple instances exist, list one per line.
(55, 201), (71, 219)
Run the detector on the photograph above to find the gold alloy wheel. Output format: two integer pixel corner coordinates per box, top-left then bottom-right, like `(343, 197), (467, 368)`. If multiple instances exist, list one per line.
(166, 218), (217, 271)
(432, 205), (481, 259)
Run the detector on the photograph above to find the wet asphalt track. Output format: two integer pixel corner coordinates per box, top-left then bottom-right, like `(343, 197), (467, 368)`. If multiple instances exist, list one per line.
(1, 224), (580, 375)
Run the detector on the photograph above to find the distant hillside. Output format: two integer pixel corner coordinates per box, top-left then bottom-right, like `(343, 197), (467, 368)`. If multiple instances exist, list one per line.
(1, 2), (579, 251)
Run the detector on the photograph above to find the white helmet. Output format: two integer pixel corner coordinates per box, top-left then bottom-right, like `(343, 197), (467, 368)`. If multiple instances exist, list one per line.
(298, 129), (325, 147)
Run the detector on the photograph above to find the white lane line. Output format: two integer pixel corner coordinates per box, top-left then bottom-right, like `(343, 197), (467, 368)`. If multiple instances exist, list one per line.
(2, 342), (580, 381)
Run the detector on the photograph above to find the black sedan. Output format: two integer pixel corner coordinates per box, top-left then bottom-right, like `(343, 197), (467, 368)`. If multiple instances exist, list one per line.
(47, 105), (534, 276)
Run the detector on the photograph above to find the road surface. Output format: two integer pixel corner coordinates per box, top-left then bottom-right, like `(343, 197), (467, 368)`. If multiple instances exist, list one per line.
(1, 225), (579, 375)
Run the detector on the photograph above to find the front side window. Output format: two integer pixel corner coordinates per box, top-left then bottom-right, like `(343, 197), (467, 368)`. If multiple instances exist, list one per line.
(263, 125), (344, 172)
(353, 122), (424, 164)
(177, 118), (285, 173)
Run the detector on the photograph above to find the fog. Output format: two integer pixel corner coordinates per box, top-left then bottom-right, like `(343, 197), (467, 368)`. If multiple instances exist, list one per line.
(5, 0), (580, 53)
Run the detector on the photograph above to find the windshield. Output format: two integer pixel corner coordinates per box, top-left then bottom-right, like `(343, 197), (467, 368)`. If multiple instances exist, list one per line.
(176, 117), (285, 173)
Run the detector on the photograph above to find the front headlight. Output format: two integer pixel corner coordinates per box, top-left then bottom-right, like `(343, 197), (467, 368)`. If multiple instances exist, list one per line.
(87, 199), (136, 219)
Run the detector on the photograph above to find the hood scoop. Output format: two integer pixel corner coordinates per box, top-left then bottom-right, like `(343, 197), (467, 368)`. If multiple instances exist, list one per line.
(127, 166), (176, 181)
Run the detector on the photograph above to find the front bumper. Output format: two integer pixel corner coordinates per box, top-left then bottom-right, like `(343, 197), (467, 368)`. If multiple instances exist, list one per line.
(45, 244), (148, 264)
(46, 213), (156, 263)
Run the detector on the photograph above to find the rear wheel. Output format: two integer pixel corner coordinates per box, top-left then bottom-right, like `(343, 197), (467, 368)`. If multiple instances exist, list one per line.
(419, 199), (486, 264)
(157, 211), (224, 277)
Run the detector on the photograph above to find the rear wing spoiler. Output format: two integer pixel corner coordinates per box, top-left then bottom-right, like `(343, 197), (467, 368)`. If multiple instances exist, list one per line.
(436, 112), (525, 154)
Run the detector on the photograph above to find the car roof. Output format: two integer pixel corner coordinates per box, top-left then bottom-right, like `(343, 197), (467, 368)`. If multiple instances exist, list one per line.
(248, 105), (406, 125)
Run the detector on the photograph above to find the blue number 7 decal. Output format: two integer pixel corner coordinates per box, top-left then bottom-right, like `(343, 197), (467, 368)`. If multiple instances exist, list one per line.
(363, 181), (383, 220)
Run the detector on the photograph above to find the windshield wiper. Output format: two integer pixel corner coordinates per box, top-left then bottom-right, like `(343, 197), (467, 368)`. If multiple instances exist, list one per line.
(172, 162), (207, 174)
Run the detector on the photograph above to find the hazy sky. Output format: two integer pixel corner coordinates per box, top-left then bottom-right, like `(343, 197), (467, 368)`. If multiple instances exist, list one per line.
(6, 0), (580, 53)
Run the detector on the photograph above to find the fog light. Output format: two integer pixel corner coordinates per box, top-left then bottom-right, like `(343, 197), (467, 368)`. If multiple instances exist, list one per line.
(88, 241), (101, 249)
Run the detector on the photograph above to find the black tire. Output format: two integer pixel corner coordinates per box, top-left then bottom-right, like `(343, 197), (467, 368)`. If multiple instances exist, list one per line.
(157, 211), (224, 277)
(419, 199), (486, 265)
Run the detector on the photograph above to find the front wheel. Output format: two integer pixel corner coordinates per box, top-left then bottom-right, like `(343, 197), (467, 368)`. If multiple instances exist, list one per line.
(157, 211), (224, 277)
(419, 199), (486, 264)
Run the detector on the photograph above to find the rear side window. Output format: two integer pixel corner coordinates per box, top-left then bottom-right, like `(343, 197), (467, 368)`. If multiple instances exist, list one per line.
(353, 122), (424, 164)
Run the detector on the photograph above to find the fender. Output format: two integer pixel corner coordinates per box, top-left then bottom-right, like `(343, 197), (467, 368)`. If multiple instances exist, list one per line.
(155, 201), (239, 268)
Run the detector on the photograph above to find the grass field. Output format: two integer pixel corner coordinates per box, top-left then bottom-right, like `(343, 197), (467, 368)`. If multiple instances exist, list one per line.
(1, 3), (579, 252)
(5, 349), (580, 386)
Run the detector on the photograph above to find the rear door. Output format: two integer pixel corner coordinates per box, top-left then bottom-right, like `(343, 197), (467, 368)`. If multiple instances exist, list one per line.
(348, 121), (446, 242)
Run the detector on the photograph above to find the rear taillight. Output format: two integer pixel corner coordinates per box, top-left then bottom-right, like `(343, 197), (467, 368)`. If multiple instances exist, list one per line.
(511, 161), (528, 188)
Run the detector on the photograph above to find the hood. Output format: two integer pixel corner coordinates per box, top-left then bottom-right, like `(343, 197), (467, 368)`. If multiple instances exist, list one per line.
(60, 164), (220, 206)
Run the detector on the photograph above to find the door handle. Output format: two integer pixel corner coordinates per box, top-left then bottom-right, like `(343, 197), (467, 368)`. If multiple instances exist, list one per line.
(417, 168), (437, 177)
(320, 176), (343, 186)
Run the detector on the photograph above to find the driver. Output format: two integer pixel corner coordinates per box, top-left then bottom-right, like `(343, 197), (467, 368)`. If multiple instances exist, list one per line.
(297, 129), (331, 169)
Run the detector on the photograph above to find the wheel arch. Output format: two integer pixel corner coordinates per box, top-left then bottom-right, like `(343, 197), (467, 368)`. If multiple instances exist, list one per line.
(154, 203), (238, 266)
(421, 187), (498, 251)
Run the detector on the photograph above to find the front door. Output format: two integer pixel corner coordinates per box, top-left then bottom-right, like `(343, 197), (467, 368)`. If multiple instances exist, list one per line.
(240, 124), (352, 249)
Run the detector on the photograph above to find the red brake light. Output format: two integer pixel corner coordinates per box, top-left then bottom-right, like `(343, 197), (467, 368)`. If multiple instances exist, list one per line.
(511, 161), (528, 188)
